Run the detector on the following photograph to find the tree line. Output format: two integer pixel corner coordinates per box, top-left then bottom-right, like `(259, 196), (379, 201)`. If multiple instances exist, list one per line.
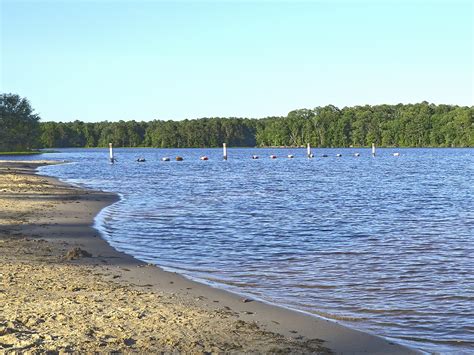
(39, 102), (473, 148)
(1, 93), (472, 152)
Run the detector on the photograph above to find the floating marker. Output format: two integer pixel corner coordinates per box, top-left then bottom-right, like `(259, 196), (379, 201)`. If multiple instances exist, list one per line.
(393, 152), (400, 157)
(176, 156), (183, 161)
(162, 157), (170, 161)
(200, 156), (209, 161)
(288, 154), (294, 159)
(109, 143), (115, 164)
(372, 143), (376, 157)
(270, 155), (277, 159)
(252, 155), (259, 159)
(322, 154), (328, 157)
(136, 158), (146, 162)
(336, 154), (342, 157)
(354, 153), (360, 157)
(223, 143), (227, 160)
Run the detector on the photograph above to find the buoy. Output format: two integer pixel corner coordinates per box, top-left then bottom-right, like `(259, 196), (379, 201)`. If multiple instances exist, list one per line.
(223, 143), (227, 160)
(252, 155), (259, 159)
(200, 156), (209, 161)
(109, 142), (116, 164)
(354, 153), (360, 157)
(136, 158), (146, 162)
(162, 157), (170, 161)
(287, 154), (294, 159)
(393, 152), (400, 156)
(322, 154), (328, 157)
(307, 143), (312, 158)
(270, 155), (277, 159)
(176, 156), (183, 161)
(336, 154), (342, 157)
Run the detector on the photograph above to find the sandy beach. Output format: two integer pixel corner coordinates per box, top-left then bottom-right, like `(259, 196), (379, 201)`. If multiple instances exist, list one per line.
(0, 160), (419, 353)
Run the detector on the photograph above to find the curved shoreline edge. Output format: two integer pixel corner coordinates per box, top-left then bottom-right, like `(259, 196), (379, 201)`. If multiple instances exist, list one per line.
(2, 160), (421, 354)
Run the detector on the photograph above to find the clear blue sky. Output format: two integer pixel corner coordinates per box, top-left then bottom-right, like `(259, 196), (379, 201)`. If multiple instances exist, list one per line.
(1, 0), (472, 122)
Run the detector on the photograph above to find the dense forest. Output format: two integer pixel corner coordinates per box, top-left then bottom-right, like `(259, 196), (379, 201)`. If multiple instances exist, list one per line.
(1, 93), (473, 151)
(39, 102), (473, 148)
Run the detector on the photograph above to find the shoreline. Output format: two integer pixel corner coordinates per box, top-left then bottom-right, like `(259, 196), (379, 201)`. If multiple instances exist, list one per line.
(1, 160), (420, 353)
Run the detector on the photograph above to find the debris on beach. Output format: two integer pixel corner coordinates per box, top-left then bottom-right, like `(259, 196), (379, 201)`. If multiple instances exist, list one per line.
(64, 247), (92, 260)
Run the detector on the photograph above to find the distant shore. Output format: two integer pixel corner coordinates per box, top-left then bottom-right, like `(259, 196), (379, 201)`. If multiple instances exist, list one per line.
(0, 160), (419, 353)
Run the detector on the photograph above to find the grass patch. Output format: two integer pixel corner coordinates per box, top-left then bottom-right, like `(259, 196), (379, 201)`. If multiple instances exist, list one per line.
(0, 150), (59, 156)
(0, 151), (42, 156)
(0, 149), (59, 156)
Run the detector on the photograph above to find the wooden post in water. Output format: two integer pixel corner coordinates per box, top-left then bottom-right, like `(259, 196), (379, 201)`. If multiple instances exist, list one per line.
(223, 143), (227, 160)
(109, 142), (115, 164)
(372, 143), (376, 157)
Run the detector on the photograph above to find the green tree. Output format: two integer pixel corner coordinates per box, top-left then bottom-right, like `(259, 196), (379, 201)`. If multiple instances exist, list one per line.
(0, 93), (41, 151)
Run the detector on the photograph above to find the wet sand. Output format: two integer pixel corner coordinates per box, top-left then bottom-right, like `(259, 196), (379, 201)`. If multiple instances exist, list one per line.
(0, 160), (419, 353)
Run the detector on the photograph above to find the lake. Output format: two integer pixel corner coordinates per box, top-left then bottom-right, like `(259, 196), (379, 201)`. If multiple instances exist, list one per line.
(27, 147), (474, 353)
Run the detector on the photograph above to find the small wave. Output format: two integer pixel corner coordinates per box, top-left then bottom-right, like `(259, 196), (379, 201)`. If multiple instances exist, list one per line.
(356, 308), (425, 316)
(311, 311), (368, 322)
(397, 335), (474, 347)
(289, 284), (338, 289)
(434, 295), (474, 301)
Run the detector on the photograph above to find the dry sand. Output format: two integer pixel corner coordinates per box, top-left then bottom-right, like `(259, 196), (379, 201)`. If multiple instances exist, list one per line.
(0, 160), (419, 353)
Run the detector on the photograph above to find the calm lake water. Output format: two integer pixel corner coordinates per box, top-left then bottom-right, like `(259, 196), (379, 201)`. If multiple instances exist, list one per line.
(28, 147), (474, 353)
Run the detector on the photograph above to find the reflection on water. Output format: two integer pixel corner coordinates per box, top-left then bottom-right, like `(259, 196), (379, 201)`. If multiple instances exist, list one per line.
(39, 148), (474, 353)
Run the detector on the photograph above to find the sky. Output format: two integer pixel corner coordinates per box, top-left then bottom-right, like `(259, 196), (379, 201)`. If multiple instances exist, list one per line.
(0, 0), (472, 122)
